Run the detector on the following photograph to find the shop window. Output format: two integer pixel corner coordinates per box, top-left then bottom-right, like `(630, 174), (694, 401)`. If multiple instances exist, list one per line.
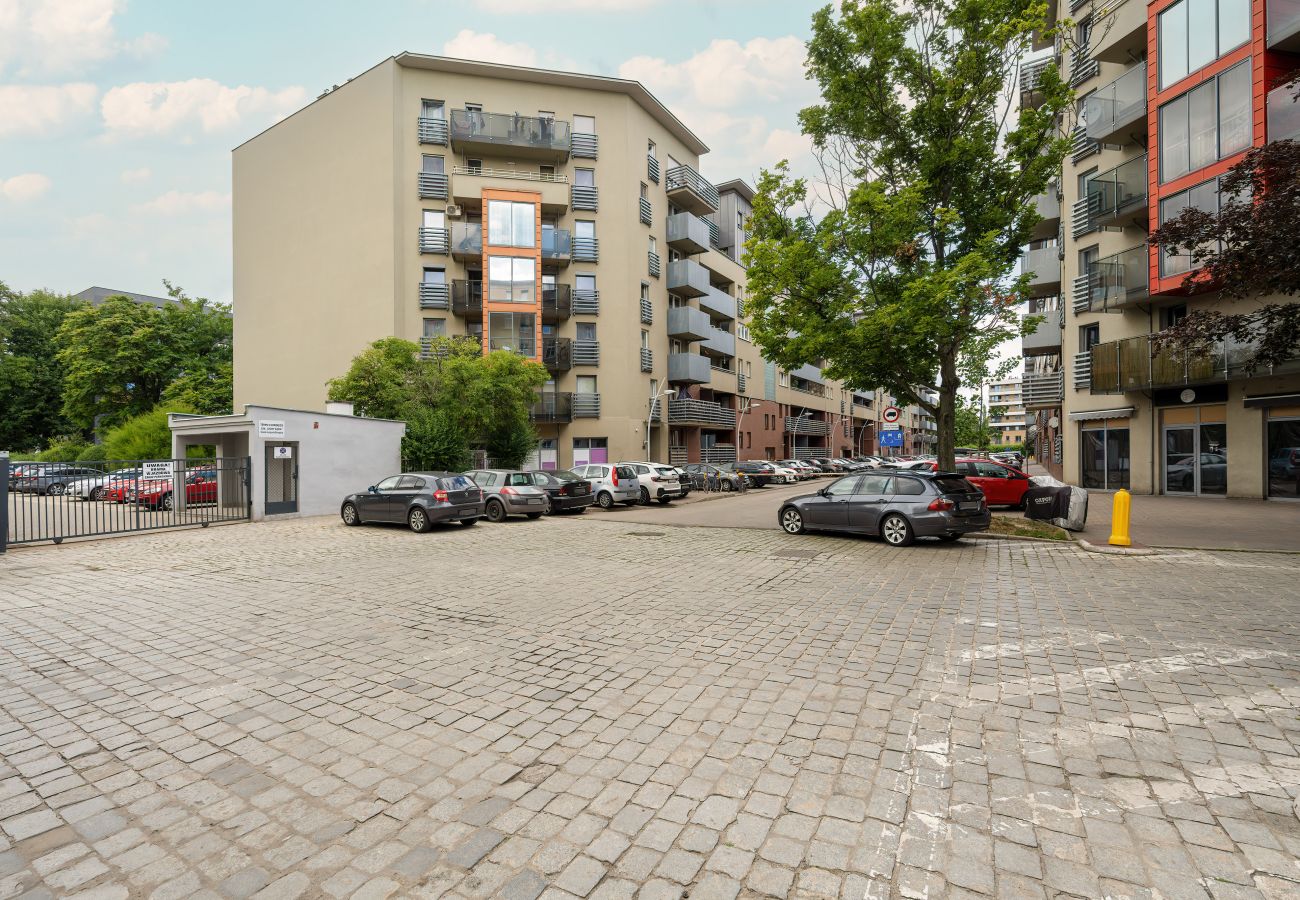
(1080, 425), (1130, 490)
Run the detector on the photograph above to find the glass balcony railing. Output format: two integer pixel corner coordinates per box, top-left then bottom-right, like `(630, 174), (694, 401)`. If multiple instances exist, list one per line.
(1089, 322), (1300, 393)
(1080, 244), (1149, 312)
(541, 229), (571, 262)
(450, 223), (482, 258)
(449, 109), (571, 159)
(530, 392), (573, 423)
(1083, 62), (1147, 144)
(1268, 82), (1300, 142)
(451, 281), (483, 316)
(1084, 154), (1148, 227)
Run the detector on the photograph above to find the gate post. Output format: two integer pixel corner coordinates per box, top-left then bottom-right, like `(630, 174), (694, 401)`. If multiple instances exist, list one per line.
(1, 450), (9, 554)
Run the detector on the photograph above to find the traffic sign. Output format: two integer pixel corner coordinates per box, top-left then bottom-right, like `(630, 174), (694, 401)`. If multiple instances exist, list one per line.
(882, 406), (901, 424)
(879, 430), (904, 448)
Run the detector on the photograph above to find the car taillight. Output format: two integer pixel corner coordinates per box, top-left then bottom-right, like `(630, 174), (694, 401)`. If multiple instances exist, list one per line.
(559, 486), (569, 496)
(433, 489), (448, 502)
(501, 486), (518, 495)
(611, 469), (618, 486)
(928, 498), (954, 511)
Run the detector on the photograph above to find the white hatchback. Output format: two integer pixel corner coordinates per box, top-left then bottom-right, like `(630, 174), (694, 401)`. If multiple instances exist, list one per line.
(617, 461), (685, 505)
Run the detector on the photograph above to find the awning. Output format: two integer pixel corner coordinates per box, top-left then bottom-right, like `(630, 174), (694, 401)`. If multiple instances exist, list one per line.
(1244, 392), (1300, 408)
(1069, 407), (1134, 422)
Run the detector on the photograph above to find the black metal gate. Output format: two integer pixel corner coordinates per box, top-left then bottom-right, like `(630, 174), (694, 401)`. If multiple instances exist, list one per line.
(2, 456), (251, 549)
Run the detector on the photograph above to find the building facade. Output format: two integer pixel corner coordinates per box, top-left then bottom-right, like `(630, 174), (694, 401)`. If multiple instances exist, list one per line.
(987, 378), (1028, 446)
(1020, 0), (1300, 499)
(233, 55), (893, 470)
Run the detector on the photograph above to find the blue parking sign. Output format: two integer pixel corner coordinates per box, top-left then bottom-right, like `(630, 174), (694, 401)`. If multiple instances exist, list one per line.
(880, 430), (904, 448)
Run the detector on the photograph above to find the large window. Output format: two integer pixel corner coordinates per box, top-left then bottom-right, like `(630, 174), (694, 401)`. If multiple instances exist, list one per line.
(1159, 177), (1222, 275)
(1159, 61), (1250, 183)
(1080, 425), (1130, 490)
(488, 256), (535, 303)
(487, 312), (536, 355)
(1159, 0), (1250, 89)
(1267, 418), (1300, 499)
(487, 200), (535, 247)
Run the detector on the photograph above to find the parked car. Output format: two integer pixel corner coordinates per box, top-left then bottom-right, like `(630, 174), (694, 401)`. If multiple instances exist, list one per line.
(683, 463), (744, 491)
(925, 458), (1031, 508)
(128, 469), (219, 511)
(776, 460), (818, 480)
(719, 459), (776, 487)
(528, 469), (595, 514)
(465, 469), (549, 521)
(673, 467), (694, 497)
(341, 471), (484, 531)
(769, 464), (800, 484)
(1269, 446), (1300, 479)
(1165, 452), (1227, 492)
(571, 462), (641, 508)
(618, 461), (685, 504)
(777, 471), (989, 546)
(12, 464), (105, 495)
(68, 468), (142, 501)
(104, 470), (146, 503)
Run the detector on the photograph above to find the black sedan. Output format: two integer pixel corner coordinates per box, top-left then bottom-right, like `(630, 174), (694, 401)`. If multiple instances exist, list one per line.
(529, 469), (595, 514)
(777, 471), (989, 546)
(341, 472), (484, 532)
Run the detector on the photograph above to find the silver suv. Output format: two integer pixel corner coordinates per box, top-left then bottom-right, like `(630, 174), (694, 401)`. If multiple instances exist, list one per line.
(572, 463), (641, 508)
(618, 461), (685, 505)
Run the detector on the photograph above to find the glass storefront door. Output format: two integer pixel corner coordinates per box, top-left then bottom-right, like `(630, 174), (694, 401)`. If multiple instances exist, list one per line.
(1163, 422), (1227, 495)
(1267, 418), (1300, 499)
(1081, 426), (1130, 490)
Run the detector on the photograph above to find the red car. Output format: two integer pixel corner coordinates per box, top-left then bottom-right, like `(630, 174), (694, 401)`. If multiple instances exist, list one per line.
(928, 458), (1030, 508)
(129, 470), (218, 511)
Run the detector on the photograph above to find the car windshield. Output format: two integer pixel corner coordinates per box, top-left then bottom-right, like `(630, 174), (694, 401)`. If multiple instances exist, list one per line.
(934, 476), (978, 494)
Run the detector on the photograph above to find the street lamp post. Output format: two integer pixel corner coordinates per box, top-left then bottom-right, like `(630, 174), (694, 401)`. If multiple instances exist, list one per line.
(646, 387), (677, 462)
(735, 399), (762, 462)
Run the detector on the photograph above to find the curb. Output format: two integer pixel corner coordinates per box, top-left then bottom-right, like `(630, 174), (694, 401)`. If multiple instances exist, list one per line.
(1077, 538), (1159, 556)
(966, 532), (1069, 544)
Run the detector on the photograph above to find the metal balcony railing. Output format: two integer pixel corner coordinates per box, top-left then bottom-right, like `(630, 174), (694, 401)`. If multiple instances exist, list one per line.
(640, 296), (653, 325)
(573, 340), (599, 366)
(573, 237), (598, 262)
(570, 132), (598, 159)
(647, 155), (660, 183)
(639, 197), (652, 226)
(1022, 371), (1064, 407)
(785, 416), (831, 436)
(1071, 273), (1097, 314)
(1072, 195), (1100, 239)
(449, 109), (571, 158)
(1069, 41), (1099, 88)
(1071, 124), (1101, 164)
(665, 164), (720, 213)
(417, 117), (449, 145)
(451, 165), (569, 185)
(1084, 63), (1148, 144)
(451, 280), (483, 316)
(419, 283), (449, 309)
(418, 173), (449, 199)
(531, 392), (573, 423)
(701, 446), (738, 464)
(648, 251), (661, 278)
(1020, 56), (1054, 96)
(706, 217), (720, 248)
(418, 227), (449, 254)
(571, 185), (598, 211)
(1089, 321), (1300, 394)
(669, 398), (737, 428)
(1073, 352), (1092, 391)
(737, 373), (747, 394)
(573, 289), (599, 315)
(573, 393), (601, 418)
(542, 285), (572, 322)
(543, 337), (572, 371)
(640, 348), (653, 372)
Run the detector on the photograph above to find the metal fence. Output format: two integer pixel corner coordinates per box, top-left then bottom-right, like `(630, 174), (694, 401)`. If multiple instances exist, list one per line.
(3, 456), (251, 549)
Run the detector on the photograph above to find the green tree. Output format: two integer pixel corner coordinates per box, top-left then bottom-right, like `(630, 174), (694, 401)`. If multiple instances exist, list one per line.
(325, 337), (426, 419)
(0, 282), (84, 450)
(744, 0), (1070, 470)
(55, 284), (232, 432)
(485, 411), (539, 469)
(101, 404), (196, 460)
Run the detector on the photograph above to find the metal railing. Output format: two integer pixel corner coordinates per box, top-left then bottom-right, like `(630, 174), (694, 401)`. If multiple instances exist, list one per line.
(419, 282), (449, 309)
(571, 132), (598, 159)
(450, 165), (569, 184)
(531, 392), (573, 423)
(1071, 273), (1097, 313)
(1089, 324), (1300, 394)
(1073, 352), (1092, 391)
(573, 289), (599, 315)
(573, 340), (600, 366)
(1085, 154), (1148, 226)
(737, 373), (747, 394)
(785, 416), (831, 435)
(418, 117), (449, 145)
(418, 173), (449, 199)
(1069, 41), (1099, 88)
(701, 446), (738, 464)
(640, 296), (653, 324)
(449, 109), (571, 155)
(418, 227), (449, 254)
(665, 164), (720, 211)
(1072, 196), (1099, 239)
(640, 347), (653, 372)
(5, 457), (251, 547)
(1071, 124), (1101, 164)
(670, 398), (737, 428)
(1020, 56), (1054, 95)
(639, 197), (652, 226)
(1022, 371), (1064, 407)
(706, 217), (720, 248)
(571, 185), (598, 211)
(1084, 62), (1147, 143)
(648, 251), (661, 278)
(573, 393), (601, 417)
(573, 236), (599, 262)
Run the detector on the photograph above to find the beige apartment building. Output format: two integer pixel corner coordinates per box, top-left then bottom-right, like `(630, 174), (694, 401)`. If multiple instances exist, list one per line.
(986, 378), (1027, 446)
(233, 54), (894, 469)
(1019, 0), (1300, 499)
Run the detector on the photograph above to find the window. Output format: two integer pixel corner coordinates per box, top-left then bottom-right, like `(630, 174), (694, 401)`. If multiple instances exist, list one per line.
(575, 168), (595, 187)
(375, 475), (401, 491)
(421, 154), (444, 174)
(420, 99), (444, 119)
(487, 312), (536, 355)
(422, 318), (445, 338)
(1080, 425), (1130, 489)
(1161, 304), (1189, 329)
(648, 236), (657, 254)
(576, 375), (597, 394)
(779, 371), (789, 387)
(487, 200), (535, 247)
(574, 114), (595, 134)
(1159, 0), (1250, 89)
(641, 331), (649, 349)
(737, 323), (751, 342)
(422, 209), (444, 229)
(1159, 177), (1222, 275)
(640, 283), (650, 302)
(1160, 61), (1251, 182)
(575, 220), (595, 240)
(647, 139), (656, 158)
(1267, 418), (1300, 499)
(577, 274), (595, 296)
(1081, 323), (1100, 351)
(576, 322), (597, 342)
(893, 477), (925, 496)
(825, 476), (861, 496)
(640, 182), (648, 200)
(422, 267), (445, 285)
(488, 256), (535, 303)
(538, 110), (555, 122)
(540, 165), (555, 178)
(467, 158), (483, 173)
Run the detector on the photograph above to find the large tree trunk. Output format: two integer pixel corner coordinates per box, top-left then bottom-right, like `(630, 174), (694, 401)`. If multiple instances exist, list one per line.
(936, 354), (959, 471)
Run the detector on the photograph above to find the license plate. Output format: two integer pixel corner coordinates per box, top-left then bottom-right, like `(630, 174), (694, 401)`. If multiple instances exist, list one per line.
(959, 501), (980, 511)
(575, 486), (587, 494)
(527, 497), (542, 504)
(459, 507), (475, 515)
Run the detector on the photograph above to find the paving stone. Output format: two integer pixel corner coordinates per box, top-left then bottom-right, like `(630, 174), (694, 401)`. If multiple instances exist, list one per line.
(501, 869), (548, 900)
(555, 855), (605, 896)
(446, 828), (504, 869)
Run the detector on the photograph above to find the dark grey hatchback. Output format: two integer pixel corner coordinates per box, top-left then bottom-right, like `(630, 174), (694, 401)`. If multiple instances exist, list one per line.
(341, 472), (484, 532)
(777, 471), (989, 546)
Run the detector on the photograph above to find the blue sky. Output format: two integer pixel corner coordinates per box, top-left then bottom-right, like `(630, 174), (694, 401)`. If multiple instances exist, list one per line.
(0, 0), (823, 304)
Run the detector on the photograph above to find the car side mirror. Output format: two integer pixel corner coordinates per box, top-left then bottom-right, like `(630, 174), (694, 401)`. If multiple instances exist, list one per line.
(367, 485), (377, 493)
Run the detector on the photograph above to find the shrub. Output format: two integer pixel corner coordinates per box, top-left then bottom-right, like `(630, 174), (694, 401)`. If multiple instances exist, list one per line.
(36, 434), (90, 462)
(77, 443), (108, 462)
(102, 405), (195, 460)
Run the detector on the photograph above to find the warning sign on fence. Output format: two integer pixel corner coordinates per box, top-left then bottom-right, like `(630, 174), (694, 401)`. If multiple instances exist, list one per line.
(142, 461), (174, 480)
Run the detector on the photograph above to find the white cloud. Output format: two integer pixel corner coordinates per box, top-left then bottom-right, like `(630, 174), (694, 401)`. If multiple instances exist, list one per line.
(1, 172), (52, 201)
(0, 83), (98, 137)
(131, 189), (230, 215)
(475, 0), (656, 10)
(119, 166), (150, 183)
(100, 78), (308, 137)
(0, 0), (166, 77)
(441, 29), (538, 67)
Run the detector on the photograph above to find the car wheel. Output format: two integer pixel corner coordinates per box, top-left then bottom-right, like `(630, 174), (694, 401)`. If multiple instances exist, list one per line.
(597, 491), (614, 509)
(526, 512), (543, 519)
(91, 486), (107, 501)
(721, 480), (733, 492)
(48, 482), (66, 495)
(459, 517), (479, 526)
(408, 507), (431, 533)
(880, 513), (915, 547)
(639, 486), (650, 505)
(485, 499), (506, 522)
(341, 502), (361, 526)
(780, 507), (805, 534)
(657, 496), (672, 505)
(162, 493), (174, 511)
(542, 495), (555, 515)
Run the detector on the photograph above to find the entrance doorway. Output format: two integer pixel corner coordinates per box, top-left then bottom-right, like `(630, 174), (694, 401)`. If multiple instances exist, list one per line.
(1163, 423), (1227, 495)
(265, 442), (298, 514)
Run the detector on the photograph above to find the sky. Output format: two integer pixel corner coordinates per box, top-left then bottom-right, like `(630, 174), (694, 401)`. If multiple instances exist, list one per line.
(0, 0), (825, 305)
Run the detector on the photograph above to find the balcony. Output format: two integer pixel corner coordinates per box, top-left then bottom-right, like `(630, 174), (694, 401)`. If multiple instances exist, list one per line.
(571, 185), (598, 211)
(1069, 45), (1100, 88)
(1089, 325), (1300, 394)
(1269, 82), (1300, 142)
(448, 109), (570, 162)
(1071, 124), (1102, 165)
(573, 289), (599, 315)
(647, 155), (659, 183)
(648, 251), (661, 278)
(639, 197), (652, 226)
(792, 362), (825, 385)
(571, 132), (598, 159)
(701, 446), (738, 464)
(785, 416), (831, 436)
(487, 336), (536, 356)
(541, 285), (572, 323)
(667, 258), (710, 298)
(1084, 154), (1148, 229)
(1021, 245), (1062, 296)
(640, 347), (653, 372)
(531, 392), (573, 424)
(573, 340), (599, 366)
(665, 164), (720, 215)
(450, 223), (482, 261)
(1029, 187), (1061, 241)
(701, 327), (736, 358)
(451, 280), (482, 317)
(1092, 0), (1147, 63)
(1022, 310), (1063, 355)
(1022, 370), (1064, 408)
(737, 372), (748, 394)
(418, 282), (449, 310)
(666, 212), (711, 254)
(418, 227), (449, 254)
(1088, 245), (1149, 311)
(640, 295), (653, 324)
(699, 286), (736, 321)
(543, 337), (572, 372)
(669, 398), (737, 428)
(706, 217), (721, 249)
(1084, 63), (1148, 145)
(1073, 352), (1092, 391)
(668, 352), (711, 384)
(451, 166), (570, 213)
(542, 229), (571, 266)
(573, 237), (598, 262)
(418, 173), (449, 200)
(574, 393), (600, 418)
(667, 305), (711, 342)
(417, 117), (449, 145)
(1020, 56), (1054, 106)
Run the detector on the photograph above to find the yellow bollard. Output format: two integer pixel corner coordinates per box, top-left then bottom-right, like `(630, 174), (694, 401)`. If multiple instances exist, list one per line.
(1108, 488), (1132, 547)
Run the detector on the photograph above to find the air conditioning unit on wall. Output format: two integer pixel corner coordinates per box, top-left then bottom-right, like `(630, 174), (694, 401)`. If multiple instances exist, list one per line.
(445, 205), (463, 218)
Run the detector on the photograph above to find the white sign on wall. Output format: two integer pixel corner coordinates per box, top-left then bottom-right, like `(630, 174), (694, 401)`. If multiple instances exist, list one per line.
(257, 420), (286, 438)
(142, 461), (174, 480)
(272, 446), (293, 459)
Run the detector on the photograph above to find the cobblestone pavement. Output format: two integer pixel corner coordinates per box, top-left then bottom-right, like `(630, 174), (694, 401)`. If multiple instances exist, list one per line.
(2, 517), (1300, 900)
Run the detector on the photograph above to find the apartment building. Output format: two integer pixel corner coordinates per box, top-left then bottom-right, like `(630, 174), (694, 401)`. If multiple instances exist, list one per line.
(1019, 0), (1300, 499)
(987, 378), (1028, 446)
(233, 54), (873, 470)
